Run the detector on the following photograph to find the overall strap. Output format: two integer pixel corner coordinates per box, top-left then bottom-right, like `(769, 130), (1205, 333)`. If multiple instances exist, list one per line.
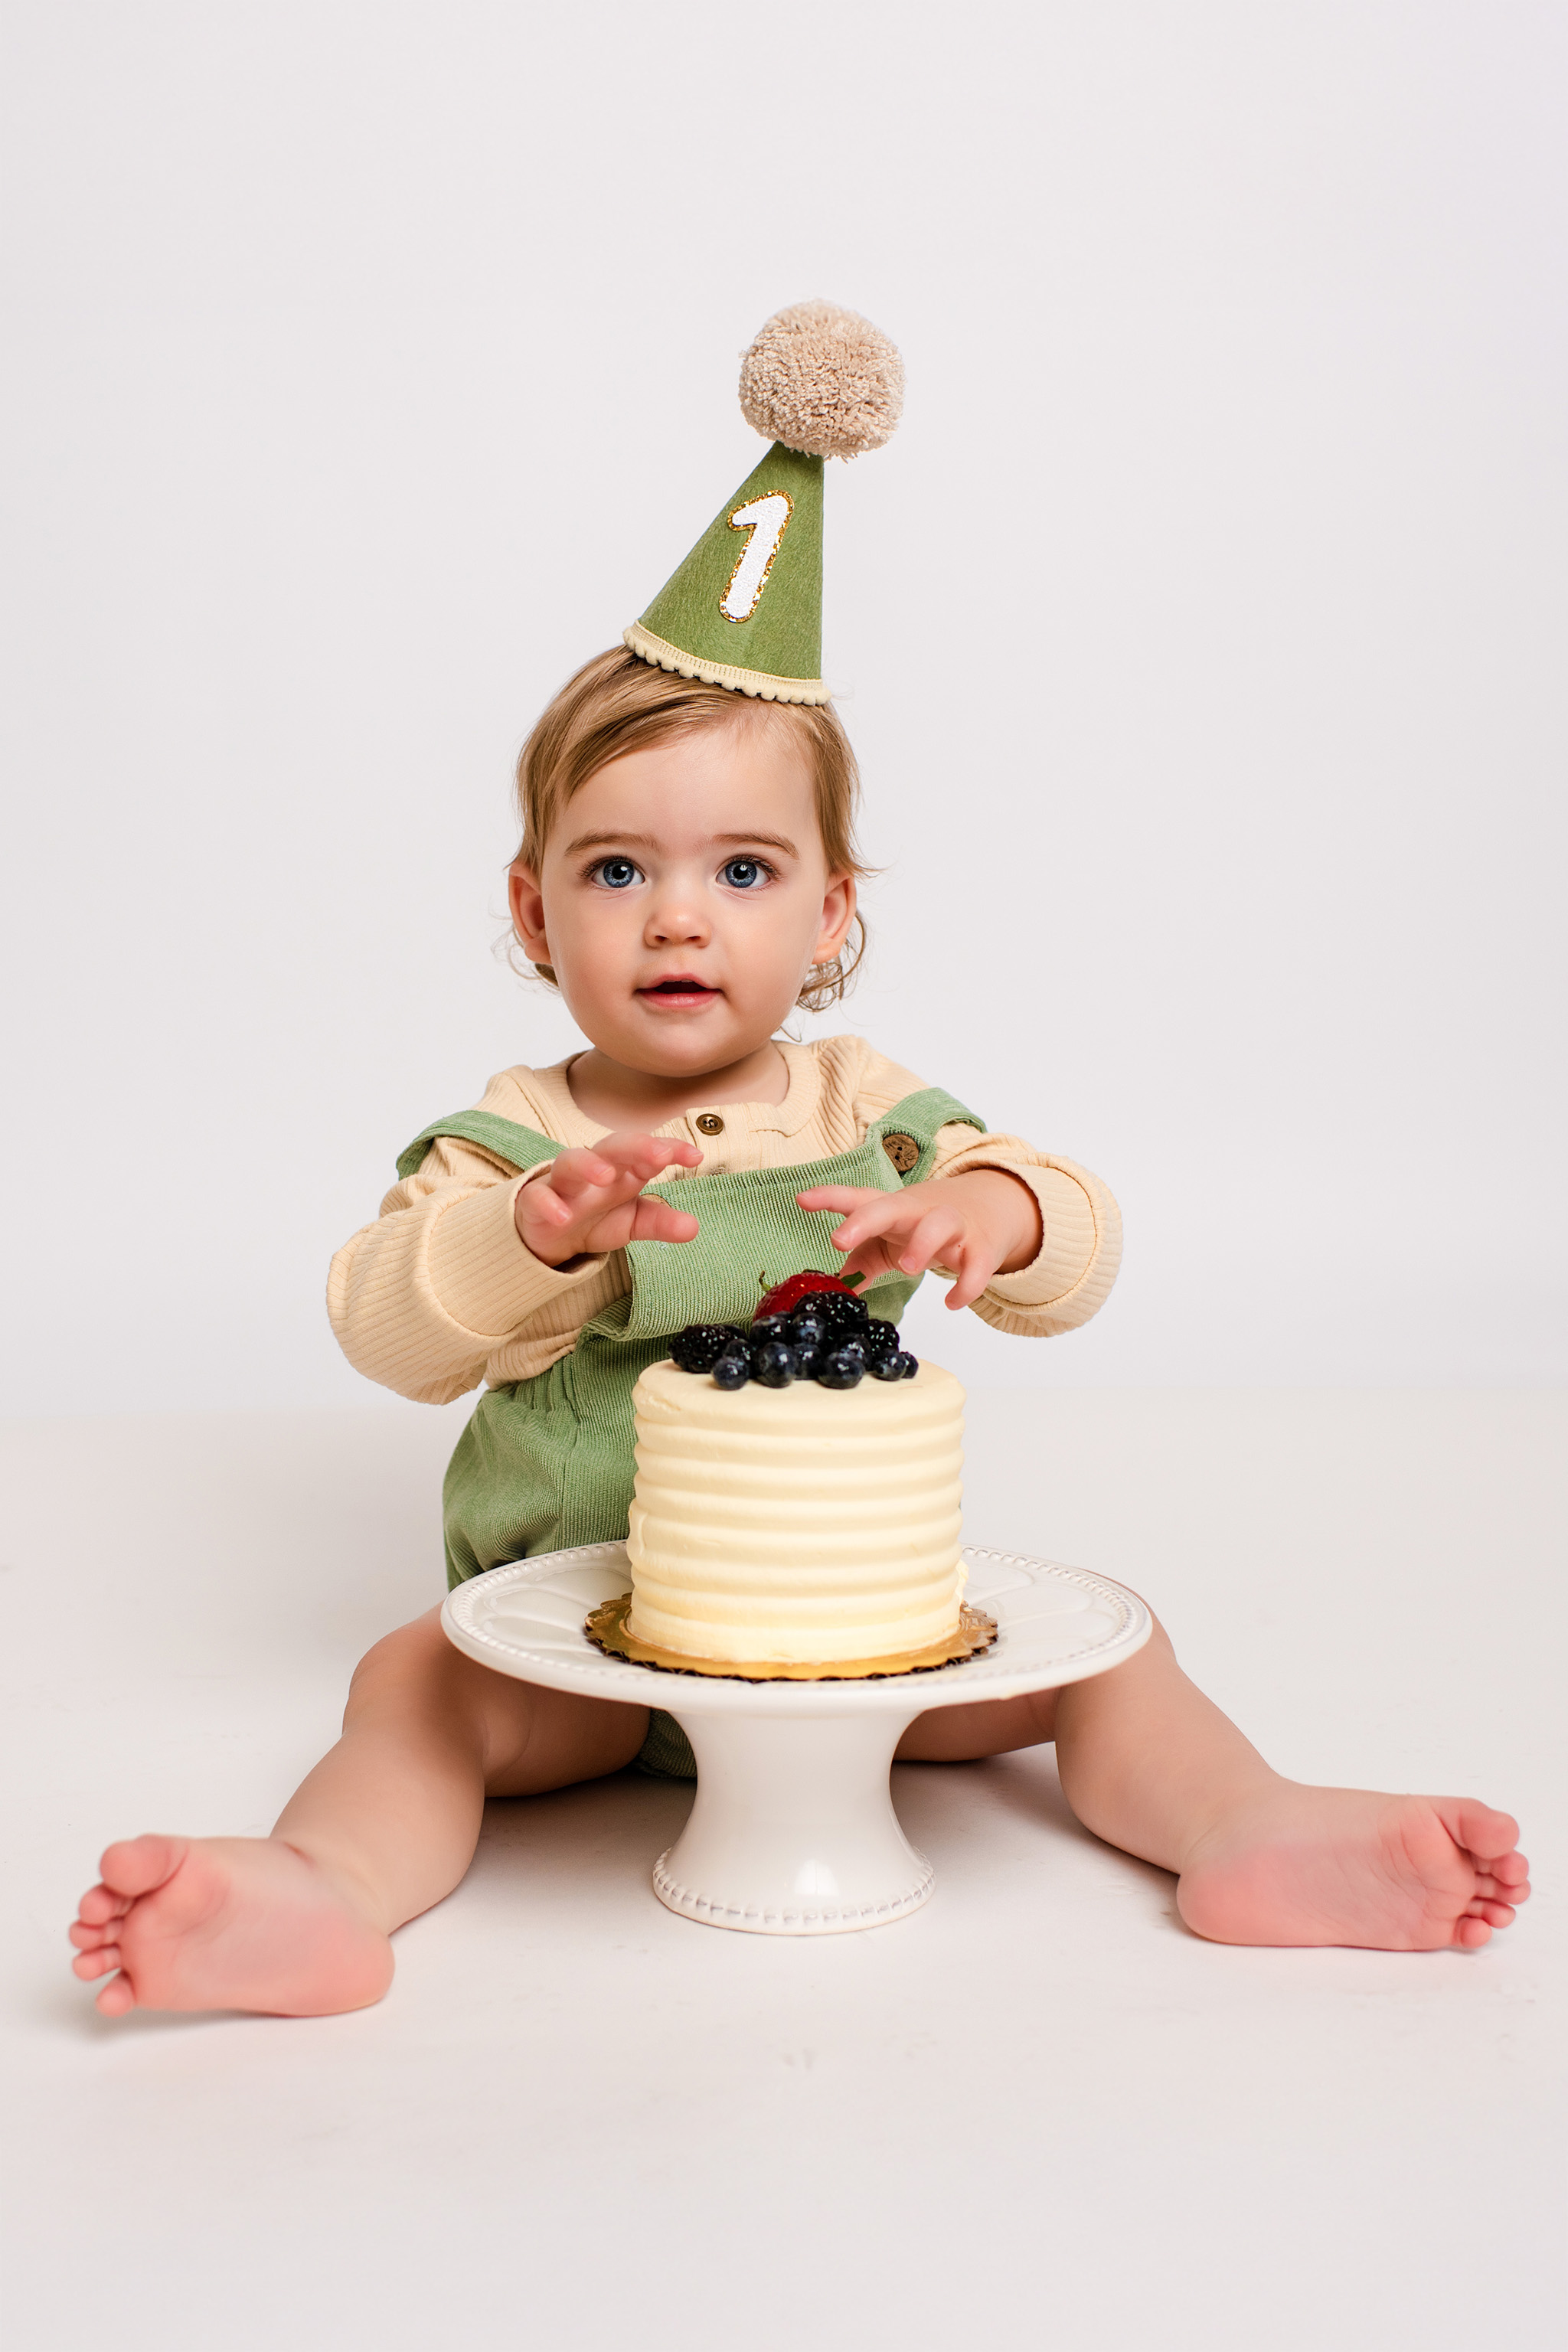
(864, 1085), (985, 1181)
(396, 1111), (563, 1182)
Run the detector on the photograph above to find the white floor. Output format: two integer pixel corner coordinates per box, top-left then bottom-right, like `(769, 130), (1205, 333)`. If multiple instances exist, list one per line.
(2, 1391), (1563, 2352)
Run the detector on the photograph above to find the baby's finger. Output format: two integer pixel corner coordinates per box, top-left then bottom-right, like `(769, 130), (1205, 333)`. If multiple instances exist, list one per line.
(626, 1198), (700, 1246)
(895, 1207), (964, 1280)
(796, 1184), (883, 1211)
(942, 1240), (994, 1312)
(599, 1131), (704, 1178)
(543, 1150), (621, 1207)
(822, 1195), (913, 1256)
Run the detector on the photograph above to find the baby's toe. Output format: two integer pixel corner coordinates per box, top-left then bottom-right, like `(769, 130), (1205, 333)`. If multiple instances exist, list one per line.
(1452, 1916), (1492, 1949)
(1452, 1802), (1520, 1858)
(69, 1917), (113, 1950)
(76, 1883), (130, 1927)
(73, 1944), (121, 1980)
(99, 1834), (185, 1898)
(95, 1974), (136, 2016)
(1467, 1898), (1516, 1929)
(1472, 1867), (1530, 1906)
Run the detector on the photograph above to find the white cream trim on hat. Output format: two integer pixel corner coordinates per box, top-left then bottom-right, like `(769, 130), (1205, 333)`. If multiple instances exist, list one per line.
(622, 622), (830, 706)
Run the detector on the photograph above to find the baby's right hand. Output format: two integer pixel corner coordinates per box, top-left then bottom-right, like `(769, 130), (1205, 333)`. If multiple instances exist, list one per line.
(514, 1131), (702, 1266)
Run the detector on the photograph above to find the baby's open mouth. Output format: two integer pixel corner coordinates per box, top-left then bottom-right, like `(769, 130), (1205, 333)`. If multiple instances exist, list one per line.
(639, 977), (719, 1000)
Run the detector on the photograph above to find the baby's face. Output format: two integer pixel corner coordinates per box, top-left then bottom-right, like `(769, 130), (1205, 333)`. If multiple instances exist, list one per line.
(511, 715), (854, 1080)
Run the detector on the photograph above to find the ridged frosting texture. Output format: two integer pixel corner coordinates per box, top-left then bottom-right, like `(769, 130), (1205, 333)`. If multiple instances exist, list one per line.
(626, 1358), (965, 1664)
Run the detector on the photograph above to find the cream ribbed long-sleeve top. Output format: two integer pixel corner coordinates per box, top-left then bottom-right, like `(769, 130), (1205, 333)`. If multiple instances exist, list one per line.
(327, 1034), (1121, 1407)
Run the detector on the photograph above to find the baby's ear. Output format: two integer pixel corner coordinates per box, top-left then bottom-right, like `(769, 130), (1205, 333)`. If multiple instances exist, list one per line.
(815, 871), (858, 958)
(508, 864), (550, 961)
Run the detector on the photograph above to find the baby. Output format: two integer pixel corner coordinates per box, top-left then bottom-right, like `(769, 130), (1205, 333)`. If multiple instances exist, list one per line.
(69, 649), (1529, 2014)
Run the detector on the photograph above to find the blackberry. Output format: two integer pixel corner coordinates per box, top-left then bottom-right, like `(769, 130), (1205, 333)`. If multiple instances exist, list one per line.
(671, 1322), (743, 1374)
(816, 1348), (866, 1389)
(753, 1341), (798, 1388)
(815, 1290), (870, 1331)
(861, 1318), (900, 1361)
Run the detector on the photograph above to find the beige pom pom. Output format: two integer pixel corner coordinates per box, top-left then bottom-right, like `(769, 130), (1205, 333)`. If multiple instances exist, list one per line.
(738, 300), (904, 459)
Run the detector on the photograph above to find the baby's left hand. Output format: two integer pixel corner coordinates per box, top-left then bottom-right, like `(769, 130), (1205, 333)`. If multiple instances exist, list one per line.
(795, 1171), (1043, 1312)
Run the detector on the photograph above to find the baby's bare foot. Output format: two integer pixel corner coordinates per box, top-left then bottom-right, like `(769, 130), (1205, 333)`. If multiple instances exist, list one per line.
(1177, 1788), (1530, 1951)
(68, 1834), (394, 2017)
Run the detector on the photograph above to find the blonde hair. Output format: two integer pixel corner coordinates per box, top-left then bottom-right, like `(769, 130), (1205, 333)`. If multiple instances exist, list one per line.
(511, 648), (871, 1010)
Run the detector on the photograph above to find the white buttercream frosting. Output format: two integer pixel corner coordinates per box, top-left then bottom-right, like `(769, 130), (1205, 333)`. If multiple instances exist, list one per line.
(626, 1357), (966, 1664)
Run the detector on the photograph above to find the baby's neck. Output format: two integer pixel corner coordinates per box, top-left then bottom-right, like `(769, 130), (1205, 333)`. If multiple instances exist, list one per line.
(566, 1040), (791, 1130)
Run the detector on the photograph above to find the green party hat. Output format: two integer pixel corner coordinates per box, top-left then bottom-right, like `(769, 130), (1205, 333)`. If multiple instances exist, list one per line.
(625, 301), (903, 706)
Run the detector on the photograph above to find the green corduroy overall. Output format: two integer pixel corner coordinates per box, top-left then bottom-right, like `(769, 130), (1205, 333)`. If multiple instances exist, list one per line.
(397, 1084), (982, 1778)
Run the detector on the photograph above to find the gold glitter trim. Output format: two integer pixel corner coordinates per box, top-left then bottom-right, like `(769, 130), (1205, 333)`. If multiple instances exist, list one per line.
(720, 489), (794, 623)
(583, 1594), (998, 1682)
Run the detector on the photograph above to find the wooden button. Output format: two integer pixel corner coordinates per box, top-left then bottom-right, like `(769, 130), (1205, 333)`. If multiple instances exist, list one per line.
(695, 1112), (725, 1137)
(880, 1132), (920, 1174)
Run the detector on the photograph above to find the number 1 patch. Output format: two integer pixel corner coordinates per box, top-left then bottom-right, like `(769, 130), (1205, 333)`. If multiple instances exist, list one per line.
(720, 492), (792, 623)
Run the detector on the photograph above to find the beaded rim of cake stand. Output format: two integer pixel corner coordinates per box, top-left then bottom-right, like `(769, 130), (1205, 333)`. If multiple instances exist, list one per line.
(583, 1593), (998, 1681)
(650, 1850), (936, 1932)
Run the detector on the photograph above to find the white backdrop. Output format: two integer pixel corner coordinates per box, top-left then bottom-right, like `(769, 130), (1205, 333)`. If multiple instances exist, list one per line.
(2, 2), (1563, 1413)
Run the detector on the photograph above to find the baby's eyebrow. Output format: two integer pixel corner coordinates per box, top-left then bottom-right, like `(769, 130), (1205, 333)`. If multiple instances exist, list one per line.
(564, 830), (660, 854)
(711, 831), (798, 855)
(564, 828), (799, 858)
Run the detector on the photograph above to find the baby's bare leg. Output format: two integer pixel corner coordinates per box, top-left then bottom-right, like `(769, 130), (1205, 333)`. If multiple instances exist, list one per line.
(69, 1607), (648, 2017)
(897, 1612), (1530, 1951)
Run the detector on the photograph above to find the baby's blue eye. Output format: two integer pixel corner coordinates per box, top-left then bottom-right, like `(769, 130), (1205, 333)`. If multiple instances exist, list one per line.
(595, 858), (642, 890)
(721, 858), (766, 889)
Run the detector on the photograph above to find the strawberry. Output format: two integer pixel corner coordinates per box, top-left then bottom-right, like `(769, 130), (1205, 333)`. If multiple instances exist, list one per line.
(755, 1268), (866, 1321)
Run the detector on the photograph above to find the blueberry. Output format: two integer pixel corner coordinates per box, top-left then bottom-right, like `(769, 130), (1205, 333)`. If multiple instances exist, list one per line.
(895, 1351), (920, 1380)
(816, 1348), (866, 1389)
(754, 1341), (797, 1388)
(750, 1315), (789, 1346)
(789, 1309), (827, 1348)
(712, 1352), (751, 1390)
(835, 1332), (868, 1364)
(868, 1351), (906, 1380)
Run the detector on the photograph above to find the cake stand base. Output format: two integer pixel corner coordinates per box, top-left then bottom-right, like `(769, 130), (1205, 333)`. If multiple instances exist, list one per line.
(650, 1709), (932, 1934)
(442, 1541), (1151, 1936)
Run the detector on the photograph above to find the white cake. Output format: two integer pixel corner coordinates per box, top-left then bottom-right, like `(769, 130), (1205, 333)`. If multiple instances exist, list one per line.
(624, 1357), (966, 1664)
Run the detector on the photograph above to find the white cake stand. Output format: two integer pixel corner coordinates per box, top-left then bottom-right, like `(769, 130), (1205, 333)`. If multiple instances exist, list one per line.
(443, 1541), (1150, 1936)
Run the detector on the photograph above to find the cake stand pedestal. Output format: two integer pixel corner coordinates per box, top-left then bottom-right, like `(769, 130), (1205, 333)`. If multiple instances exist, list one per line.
(443, 1541), (1150, 1936)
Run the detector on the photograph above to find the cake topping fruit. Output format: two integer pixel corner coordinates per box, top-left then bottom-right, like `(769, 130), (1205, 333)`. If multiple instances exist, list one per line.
(668, 1290), (918, 1391)
(754, 1269), (867, 1321)
(753, 1341), (798, 1388)
(669, 1323), (745, 1374)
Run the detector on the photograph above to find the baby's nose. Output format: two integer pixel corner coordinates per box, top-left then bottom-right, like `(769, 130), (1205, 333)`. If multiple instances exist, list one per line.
(646, 897), (710, 944)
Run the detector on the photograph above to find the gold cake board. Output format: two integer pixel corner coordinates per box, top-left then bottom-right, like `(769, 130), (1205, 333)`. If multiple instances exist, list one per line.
(583, 1593), (998, 1683)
